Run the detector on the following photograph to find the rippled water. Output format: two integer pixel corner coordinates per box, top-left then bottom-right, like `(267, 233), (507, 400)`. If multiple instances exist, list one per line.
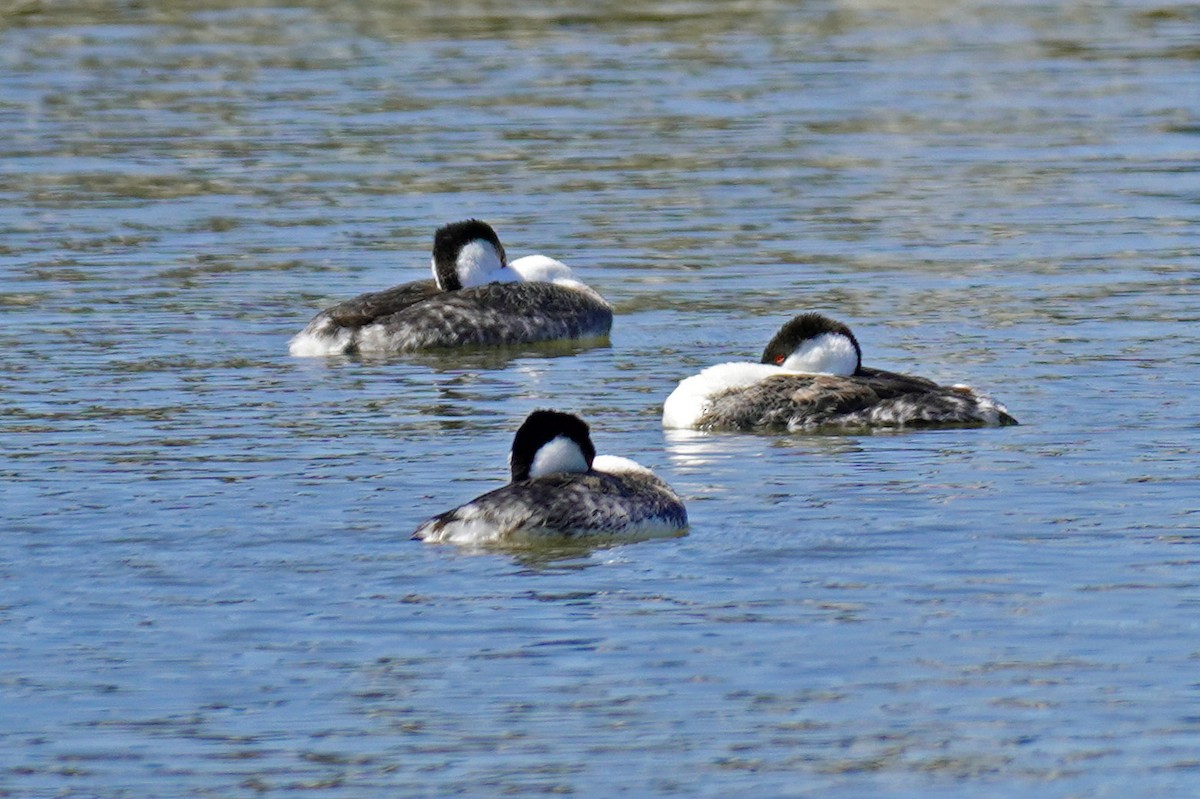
(2, 1), (1199, 796)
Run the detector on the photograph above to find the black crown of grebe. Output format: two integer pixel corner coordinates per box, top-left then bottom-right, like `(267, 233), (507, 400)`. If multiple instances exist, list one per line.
(413, 409), (688, 545)
(289, 219), (613, 356)
(662, 312), (1018, 432)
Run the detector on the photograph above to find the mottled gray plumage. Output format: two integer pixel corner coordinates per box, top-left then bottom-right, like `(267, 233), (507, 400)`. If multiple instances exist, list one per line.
(289, 219), (613, 356)
(697, 367), (1017, 432)
(366, 282), (611, 351)
(316, 278), (442, 328)
(412, 469), (688, 543)
(295, 280), (612, 355)
(413, 408), (687, 544)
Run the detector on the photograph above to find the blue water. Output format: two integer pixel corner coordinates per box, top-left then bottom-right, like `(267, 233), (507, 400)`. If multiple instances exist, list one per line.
(2, 1), (1199, 796)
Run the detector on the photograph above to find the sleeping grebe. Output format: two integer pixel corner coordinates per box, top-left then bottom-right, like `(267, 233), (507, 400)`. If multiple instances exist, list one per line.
(662, 313), (1017, 432)
(289, 220), (612, 356)
(413, 410), (688, 545)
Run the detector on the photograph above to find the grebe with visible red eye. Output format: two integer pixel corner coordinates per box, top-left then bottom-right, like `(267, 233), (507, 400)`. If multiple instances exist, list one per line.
(662, 313), (1017, 432)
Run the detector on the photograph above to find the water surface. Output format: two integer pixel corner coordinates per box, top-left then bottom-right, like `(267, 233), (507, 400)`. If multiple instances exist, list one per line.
(2, 1), (1199, 796)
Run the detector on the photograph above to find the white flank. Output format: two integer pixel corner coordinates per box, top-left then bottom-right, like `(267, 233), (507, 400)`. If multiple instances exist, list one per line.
(416, 503), (682, 546)
(508, 254), (586, 289)
(781, 332), (858, 376)
(355, 322), (418, 353)
(592, 454), (653, 475)
(529, 435), (590, 478)
(414, 500), (528, 546)
(288, 325), (353, 357)
(662, 362), (782, 429)
(949, 384), (1012, 425)
(974, 395), (1010, 425)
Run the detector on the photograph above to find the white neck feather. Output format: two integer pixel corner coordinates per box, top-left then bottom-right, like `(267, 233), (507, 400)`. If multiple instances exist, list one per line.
(508, 255), (583, 288)
(592, 454), (652, 475)
(781, 332), (858, 376)
(529, 436), (590, 478)
(662, 362), (779, 429)
(432, 240), (513, 288)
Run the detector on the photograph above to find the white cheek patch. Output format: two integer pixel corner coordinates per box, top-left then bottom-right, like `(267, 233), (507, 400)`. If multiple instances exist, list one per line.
(781, 332), (858, 376)
(529, 436), (590, 478)
(455, 241), (512, 288)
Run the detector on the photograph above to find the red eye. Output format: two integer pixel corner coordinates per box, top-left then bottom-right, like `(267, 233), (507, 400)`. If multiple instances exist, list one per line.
(774, 354), (785, 365)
